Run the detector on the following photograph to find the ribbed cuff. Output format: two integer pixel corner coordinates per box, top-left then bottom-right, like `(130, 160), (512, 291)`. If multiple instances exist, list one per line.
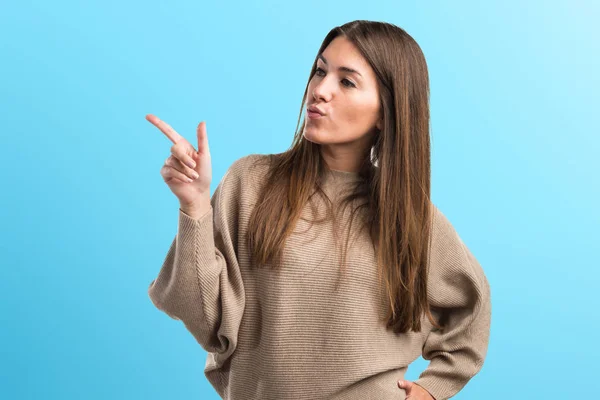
(413, 376), (458, 400)
(179, 206), (213, 223)
(177, 207), (214, 258)
(177, 206), (222, 323)
(176, 207), (216, 273)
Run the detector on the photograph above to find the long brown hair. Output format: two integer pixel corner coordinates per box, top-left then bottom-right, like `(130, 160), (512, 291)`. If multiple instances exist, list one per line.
(246, 20), (441, 334)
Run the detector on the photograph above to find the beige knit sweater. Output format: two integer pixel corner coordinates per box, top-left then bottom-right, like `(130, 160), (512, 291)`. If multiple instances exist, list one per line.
(148, 154), (491, 400)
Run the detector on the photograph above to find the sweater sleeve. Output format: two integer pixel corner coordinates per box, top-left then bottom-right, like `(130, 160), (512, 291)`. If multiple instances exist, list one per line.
(147, 160), (246, 360)
(413, 207), (492, 400)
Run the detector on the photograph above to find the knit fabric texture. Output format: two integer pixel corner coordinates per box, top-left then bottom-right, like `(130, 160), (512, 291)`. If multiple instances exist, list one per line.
(148, 154), (491, 400)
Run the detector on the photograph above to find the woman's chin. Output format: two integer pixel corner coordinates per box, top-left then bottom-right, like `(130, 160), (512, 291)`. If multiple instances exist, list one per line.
(303, 128), (327, 144)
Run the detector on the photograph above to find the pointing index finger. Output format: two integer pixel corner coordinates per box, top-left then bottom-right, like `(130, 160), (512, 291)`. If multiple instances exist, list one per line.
(145, 114), (183, 144)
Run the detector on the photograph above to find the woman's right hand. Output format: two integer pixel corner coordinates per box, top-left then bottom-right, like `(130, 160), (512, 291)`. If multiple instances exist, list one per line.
(146, 114), (212, 209)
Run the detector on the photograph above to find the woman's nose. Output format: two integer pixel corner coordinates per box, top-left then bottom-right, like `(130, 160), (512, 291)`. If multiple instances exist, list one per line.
(312, 79), (333, 102)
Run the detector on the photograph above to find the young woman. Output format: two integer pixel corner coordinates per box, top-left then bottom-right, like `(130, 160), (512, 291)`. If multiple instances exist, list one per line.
(147, 20), (491, 400)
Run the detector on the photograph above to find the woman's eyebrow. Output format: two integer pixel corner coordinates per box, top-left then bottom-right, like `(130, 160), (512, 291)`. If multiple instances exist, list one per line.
(318, 54), (363, 78)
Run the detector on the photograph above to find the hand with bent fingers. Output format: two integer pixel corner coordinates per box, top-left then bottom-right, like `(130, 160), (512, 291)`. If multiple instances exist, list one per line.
(145, 114), (212, 209)
(398, 380), (435, 400)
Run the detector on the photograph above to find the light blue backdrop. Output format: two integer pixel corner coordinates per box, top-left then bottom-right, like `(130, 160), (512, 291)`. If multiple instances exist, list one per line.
(1, 0), (598, 398)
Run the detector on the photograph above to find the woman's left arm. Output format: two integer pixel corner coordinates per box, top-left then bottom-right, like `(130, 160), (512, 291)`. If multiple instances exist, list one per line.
(412, 206), (492, 400)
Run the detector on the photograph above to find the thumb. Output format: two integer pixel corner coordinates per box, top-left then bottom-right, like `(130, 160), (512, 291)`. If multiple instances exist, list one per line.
(196, 121), (210, 155)
(397, 380), (414, 392)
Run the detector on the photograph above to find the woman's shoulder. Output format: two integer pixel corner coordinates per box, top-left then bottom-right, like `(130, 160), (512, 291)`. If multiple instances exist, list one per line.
(428, 203), (488, 290)
(224, 153), (274, 183)
(217, 153), (278, 196)
(227, 153), (273, 176)
(430, 203), (471, 245)
(430, 203), (456, 239)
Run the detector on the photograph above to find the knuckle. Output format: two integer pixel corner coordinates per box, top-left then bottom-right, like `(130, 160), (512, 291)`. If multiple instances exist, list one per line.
(172, 146), (184, 159)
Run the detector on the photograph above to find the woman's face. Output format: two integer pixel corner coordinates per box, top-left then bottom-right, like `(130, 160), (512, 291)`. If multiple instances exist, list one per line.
(303, 36), (382, 150)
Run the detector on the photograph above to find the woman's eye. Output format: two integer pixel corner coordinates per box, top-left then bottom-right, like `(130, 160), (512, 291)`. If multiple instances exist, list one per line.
(314, 68), (356, 88)
(341, 79), (356, 88)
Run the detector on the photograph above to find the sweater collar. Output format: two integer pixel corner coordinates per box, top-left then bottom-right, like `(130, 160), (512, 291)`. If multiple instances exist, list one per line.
(323, 167), (361, 184)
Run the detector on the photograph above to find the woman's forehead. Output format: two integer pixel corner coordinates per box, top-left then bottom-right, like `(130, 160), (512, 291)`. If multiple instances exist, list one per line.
(319, 37), (372, 78)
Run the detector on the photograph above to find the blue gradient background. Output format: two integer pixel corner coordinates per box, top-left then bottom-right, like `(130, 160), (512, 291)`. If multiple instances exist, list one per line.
(1, 1), (598, 398)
